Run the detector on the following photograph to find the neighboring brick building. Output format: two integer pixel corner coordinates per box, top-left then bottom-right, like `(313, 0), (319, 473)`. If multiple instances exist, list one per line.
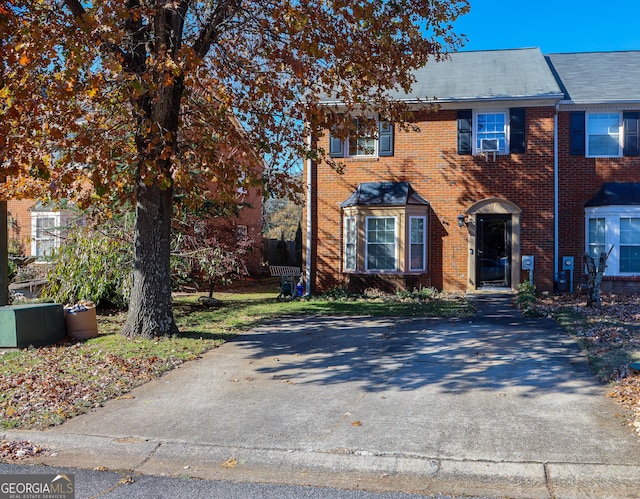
(7, 187), (263, 275)
(305, 48), (640, 295)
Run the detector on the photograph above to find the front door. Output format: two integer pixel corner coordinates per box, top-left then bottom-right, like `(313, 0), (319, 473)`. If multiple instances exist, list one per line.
(477, 214), (511, 288)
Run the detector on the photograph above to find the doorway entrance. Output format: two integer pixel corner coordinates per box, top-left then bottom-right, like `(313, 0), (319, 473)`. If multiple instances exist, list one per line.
(476, 214), (511, 288)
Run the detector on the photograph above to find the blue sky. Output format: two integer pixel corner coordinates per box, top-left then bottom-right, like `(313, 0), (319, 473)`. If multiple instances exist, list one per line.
(453, 1), (640, 54)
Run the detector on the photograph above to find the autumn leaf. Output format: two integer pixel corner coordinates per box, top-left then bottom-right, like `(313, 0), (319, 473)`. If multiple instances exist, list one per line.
(221, 457), (238, 468)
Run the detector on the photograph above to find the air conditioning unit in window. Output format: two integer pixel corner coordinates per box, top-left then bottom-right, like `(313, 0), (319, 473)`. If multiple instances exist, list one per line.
(479, 139), (499, 152)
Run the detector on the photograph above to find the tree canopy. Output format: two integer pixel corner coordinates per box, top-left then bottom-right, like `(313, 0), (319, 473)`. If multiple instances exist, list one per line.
(1, 0), (469, 337)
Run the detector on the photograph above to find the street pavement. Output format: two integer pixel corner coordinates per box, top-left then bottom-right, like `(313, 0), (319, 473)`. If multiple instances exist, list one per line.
(3, 293), (640, 498)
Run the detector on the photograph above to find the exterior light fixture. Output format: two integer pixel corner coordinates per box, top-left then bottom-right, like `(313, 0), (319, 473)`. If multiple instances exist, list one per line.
(457, 214), (467, 227)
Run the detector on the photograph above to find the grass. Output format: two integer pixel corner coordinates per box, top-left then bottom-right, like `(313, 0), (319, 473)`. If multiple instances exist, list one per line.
(0, 284), (470, 430)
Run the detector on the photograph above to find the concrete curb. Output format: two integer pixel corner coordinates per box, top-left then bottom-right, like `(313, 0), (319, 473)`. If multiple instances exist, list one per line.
(4, 430), (640, 498)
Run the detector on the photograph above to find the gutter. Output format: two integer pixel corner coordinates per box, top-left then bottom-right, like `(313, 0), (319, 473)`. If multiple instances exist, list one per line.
(305, 128), (313, 296)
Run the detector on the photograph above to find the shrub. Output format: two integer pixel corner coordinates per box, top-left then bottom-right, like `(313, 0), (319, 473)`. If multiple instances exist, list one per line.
(516, 281), (537, 311)
(42, 224), (133, 309)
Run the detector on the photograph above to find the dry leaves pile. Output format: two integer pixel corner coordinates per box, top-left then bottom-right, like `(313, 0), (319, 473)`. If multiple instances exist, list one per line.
(0, 440), (50, 461)
(1, 342), (186, 430)
(533, 294), (640, 436)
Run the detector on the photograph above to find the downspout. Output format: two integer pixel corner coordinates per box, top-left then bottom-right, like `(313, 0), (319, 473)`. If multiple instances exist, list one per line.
(305, 128), (313, 296)
(554, 102), (559, 285)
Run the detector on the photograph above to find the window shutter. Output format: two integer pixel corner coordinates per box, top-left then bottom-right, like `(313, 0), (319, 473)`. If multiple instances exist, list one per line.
(378, 121), (394, 157)
(570, 111), (585, 156)
(509, 108), (526, 154)
(623, 112), (640, 156)
(329, 130), (344, 158)
(457, 110), (472, 155)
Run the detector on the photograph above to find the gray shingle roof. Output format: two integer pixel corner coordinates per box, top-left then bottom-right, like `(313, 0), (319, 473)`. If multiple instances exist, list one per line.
(322, 48), (564, 103)
(545, 51), (640, 104)
(391, 48), (563, 102)
(585, 183), (640, 207)
(341, 182), (430, 207)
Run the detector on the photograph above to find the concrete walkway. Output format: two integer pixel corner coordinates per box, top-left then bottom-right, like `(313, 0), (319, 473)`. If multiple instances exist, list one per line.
(4, 294), (640, 498)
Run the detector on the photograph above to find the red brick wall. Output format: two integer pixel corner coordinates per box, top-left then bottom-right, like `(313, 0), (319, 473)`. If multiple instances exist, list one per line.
(308, 107), (557, 294)
(557, 111), (640, 292)
(6, 200), (34, 256)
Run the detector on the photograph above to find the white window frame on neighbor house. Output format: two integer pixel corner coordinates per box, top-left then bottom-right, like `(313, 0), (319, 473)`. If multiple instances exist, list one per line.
(31, 211), (60, 260)
(347, 117), (377, 158)
(474, 110), (509, 155)
(343, 216), (357, 271)
(365, 216), (397, 271)
(585, 206), (640, 275)
(586, 112), (622, 158)
(409, 216), (427, 271)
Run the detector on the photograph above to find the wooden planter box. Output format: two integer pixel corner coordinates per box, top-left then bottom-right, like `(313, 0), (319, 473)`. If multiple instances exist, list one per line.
(0, 303), (66, 348)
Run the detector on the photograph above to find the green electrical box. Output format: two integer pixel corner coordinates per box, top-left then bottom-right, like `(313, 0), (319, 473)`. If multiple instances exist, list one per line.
(0, 303), (66, 348)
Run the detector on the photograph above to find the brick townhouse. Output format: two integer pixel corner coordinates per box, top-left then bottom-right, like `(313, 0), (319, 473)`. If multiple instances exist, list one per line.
(304, 48), (640, 295)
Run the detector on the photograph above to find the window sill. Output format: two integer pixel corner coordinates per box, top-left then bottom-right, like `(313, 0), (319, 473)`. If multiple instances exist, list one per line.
(342, 270), (428, 276)
(344, 156), (380, 162)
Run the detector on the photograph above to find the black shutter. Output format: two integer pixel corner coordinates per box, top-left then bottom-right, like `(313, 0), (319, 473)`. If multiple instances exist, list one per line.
(329, 130), (344, 158)
(457, 109), (472, 155)
(623, 112), (640, 156)
(378, 121), (394, 157)
(509, 108), (526, 154)
(570, 111), (585, 156)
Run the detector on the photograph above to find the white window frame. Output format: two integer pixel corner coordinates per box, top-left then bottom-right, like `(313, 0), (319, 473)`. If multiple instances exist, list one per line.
(365, 216), (397, 271)
(585, 206), (640, 276)
(409, 216), (427, 271)
(31, 211), (61, 260)
(586, 112), (622, 158)
(473, 110), (509, 155)
(346, 117), (378, 158)
(343, 216), (357, 271)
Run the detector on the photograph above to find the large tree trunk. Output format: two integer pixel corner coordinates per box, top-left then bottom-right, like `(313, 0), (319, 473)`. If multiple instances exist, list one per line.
(122, 72), (184, 338)
(122, 181), (179, 338)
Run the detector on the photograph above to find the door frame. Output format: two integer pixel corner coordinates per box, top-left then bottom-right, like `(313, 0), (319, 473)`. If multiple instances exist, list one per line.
(464, 197), (522, 292)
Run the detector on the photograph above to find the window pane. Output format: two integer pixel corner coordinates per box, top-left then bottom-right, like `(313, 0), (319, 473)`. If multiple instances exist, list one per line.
(410, 217), (425, 271)
(620, 218), (640, 244)
(366, 217), (396, 270)
(476, 112), (506, 153)
(344, 217), (356, 270)
(620, 245), (640, 273)
(620, 217), (640, 272)
(588, 218), (605, 244)
(587, 113), (620, 156)
(587, 218), (606, 269)
(348, 119), (376, 156)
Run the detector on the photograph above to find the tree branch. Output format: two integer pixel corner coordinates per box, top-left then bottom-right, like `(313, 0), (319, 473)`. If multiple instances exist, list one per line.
(191, 0), (243, 59)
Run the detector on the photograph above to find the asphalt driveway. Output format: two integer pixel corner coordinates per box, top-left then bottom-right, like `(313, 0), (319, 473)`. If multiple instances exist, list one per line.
(6, 294), (640, 498)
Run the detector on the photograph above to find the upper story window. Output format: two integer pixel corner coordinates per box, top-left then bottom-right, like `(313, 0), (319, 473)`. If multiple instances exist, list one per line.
(587, 112), (622, 157)
(457, 108), (525, 156)
(329, 117), (394, 158)
(475, 111), (508, 154)
(348, 118), (377, 157)
(570, 111), (640, 158)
